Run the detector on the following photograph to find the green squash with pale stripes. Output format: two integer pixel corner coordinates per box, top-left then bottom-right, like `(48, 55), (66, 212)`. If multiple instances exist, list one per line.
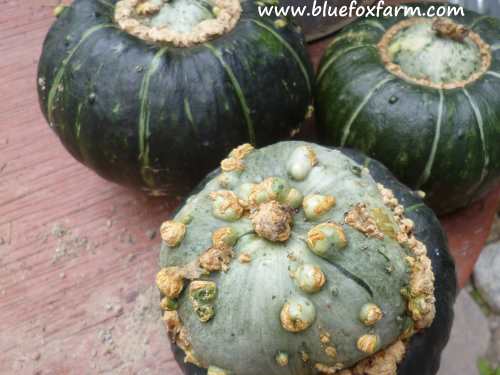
(37, 0), (313, 195)
(315, 3), (500, 214)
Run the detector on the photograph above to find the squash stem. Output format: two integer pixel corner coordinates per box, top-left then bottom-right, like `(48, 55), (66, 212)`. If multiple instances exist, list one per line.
(432, 17), (470, 43)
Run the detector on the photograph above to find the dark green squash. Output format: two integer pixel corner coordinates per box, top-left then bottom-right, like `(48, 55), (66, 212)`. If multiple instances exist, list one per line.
(37, 0), (313, 196)
(315, 3), (500, 214)
(157, 141), (456, 375)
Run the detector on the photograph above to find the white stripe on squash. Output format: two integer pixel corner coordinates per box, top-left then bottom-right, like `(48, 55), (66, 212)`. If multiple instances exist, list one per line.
(97, 0), (114, 9)
(326, 22), (385, 50)
(47, 24), (114, 127)
(363, 19), (386, 32)
(340, 76), (395, 147)
(417, 89), (444, 188)
(486, 71), (500, 79)
(205, 43), (256, 145)
(326, 31), (371, 50)
(469, 15), (490, 29)
(138, 47), (169, 188)
(317, 44), (377, 83)
(249, 19), (311, 94)
(463, 88), (489, 192)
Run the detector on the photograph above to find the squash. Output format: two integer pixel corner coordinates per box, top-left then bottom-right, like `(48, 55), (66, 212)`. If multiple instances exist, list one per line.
(315, 4), (500, 214)
(157, 141), (457, 375)
(37, 0), (313, 195)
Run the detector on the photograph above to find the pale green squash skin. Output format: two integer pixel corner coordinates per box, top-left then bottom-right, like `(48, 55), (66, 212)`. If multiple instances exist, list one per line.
(160, 141), (418, 374)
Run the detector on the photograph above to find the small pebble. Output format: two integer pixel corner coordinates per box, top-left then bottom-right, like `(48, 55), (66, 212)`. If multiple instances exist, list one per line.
(146, 229), (157, 240)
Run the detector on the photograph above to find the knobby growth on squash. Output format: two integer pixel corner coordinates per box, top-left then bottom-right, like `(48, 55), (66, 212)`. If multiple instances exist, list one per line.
(156, 142), (437, 375)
